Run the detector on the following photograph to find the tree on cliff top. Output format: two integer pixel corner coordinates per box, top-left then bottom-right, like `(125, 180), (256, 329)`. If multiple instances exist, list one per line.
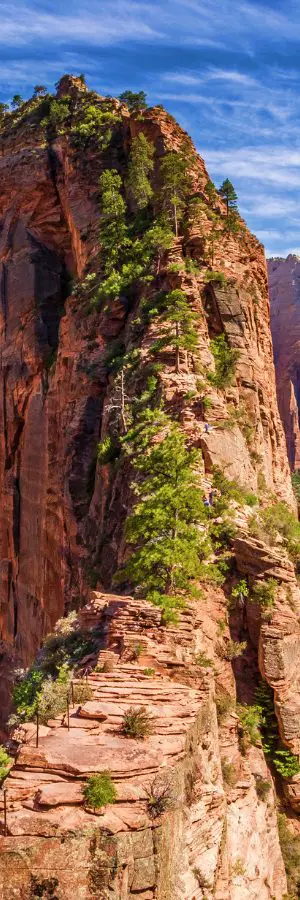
(159, 151), (192, 237)
(126, 133), (154, 210)
(33, 85), (47, 97)
(11, 94), (24, 110)
(219, 178), (238, 216)
(119, 90), (147, 112)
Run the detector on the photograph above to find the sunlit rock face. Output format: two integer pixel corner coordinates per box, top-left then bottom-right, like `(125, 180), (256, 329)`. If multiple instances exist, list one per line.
(268, 254), (300, 470)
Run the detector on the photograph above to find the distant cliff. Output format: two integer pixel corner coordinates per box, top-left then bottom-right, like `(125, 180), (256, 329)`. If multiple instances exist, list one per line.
(268, 254), (300, 470)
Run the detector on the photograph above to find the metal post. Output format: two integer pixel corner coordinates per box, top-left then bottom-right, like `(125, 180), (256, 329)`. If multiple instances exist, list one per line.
(71, 681), (74, 708)
(67, 694), (70, 731)
(36, 709), (39, 748)
(3, 788), (7, 836)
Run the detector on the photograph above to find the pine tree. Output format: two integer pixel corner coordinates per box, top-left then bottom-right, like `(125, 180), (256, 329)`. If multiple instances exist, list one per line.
(141, 223), (173, 273)
(219, 179), (238, 216)
(33, 85), (47, 98)
(99, 169), (129, 274)
(126, 133), (154, 210)
(205, 217), (223, 266)
(11, 94), (23, 110)
(0, 103), (9, 118)
(119, 90), (147, 112)
(123, 422), (208, 620)
(204, 179), (218, 205)
(159, 151), (192, 237)
(152, 289), (198, 373)
(223, 210), (241, 234)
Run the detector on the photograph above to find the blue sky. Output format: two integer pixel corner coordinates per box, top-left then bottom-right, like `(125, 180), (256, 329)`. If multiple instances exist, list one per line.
(1, 0), (300, 257)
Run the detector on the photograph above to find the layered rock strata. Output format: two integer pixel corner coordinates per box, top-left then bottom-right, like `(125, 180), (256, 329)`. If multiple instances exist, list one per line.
(0, 593), (287, 899)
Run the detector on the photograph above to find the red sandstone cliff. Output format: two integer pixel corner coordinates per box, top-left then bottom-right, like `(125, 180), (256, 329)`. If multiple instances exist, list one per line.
(0, 76), (299, 898)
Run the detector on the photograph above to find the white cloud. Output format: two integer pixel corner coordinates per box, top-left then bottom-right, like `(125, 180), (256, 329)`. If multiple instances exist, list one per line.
(0, 2), (163, 46)
(206, 68), (258, 86)
(202, 147), (300, 187)
(162, 72), (202, 85)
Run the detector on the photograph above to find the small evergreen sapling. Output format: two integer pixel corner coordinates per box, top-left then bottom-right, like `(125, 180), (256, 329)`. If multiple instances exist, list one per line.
(83, 772), (116, 809)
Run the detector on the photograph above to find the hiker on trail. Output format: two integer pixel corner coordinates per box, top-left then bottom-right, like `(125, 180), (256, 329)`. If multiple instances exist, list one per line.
(204, 422), (213, 434)
(203, 494), (211, 508)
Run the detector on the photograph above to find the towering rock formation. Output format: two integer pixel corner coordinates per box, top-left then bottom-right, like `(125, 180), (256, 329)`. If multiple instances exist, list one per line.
(268, 255), (300, 469)
(0, 76), (299, 898)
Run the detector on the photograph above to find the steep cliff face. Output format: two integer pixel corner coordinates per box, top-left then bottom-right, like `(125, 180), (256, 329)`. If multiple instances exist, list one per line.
(268, 255), (300, 470)
(0, 77), (299, 898)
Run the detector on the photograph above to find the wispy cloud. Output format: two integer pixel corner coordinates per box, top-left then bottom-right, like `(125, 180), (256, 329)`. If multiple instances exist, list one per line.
(0, 2), (163, 46)
(0, 0), (300, 258)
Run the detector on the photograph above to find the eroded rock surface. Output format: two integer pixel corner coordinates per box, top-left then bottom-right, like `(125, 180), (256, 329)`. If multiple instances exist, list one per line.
(0, 594), (287, 899)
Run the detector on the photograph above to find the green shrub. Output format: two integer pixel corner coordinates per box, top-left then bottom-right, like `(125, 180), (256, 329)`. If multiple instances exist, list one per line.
(219, 639), (247, 661)
(221, 758), (237, 786)
(255, 775), (271, 801)
(83, 772), (117, 809)
(37, 665), (70, 724)
(240, 681), (300, 779)
(209, 518), (236, 549)
(261, 501), (300, 560)
(278, 813), (300, 899)
(167, 262), (182, 273)
(13, 667), (44, 720)
(0, 746), (12, 782)
(143, 668), (155, 676)
(97, 436), (119, 464)
(273, 747), (300, 778)
(205, 270), (227, 285)
(237, 703), (262, 745)
(216, 691), (235, 724)
(195, 651), (213, 667)
(185, 257), (200, 275)
(292, 470), (300, 507)
(208, 333), (239, 389)
(211, 466), (257, 508)
(231, 579), (249, 602)
(72, 680), (93, 704)
(250, 578), (277, 612)
(122, 705), (154, 739)
(130, 642), (144, 661)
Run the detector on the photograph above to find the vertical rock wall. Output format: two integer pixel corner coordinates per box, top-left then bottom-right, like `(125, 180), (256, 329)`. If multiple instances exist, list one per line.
(268, 254), (300, 469)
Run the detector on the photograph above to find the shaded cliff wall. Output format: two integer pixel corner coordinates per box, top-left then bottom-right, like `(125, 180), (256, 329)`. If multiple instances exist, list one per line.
(268, 254), (300, 470)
